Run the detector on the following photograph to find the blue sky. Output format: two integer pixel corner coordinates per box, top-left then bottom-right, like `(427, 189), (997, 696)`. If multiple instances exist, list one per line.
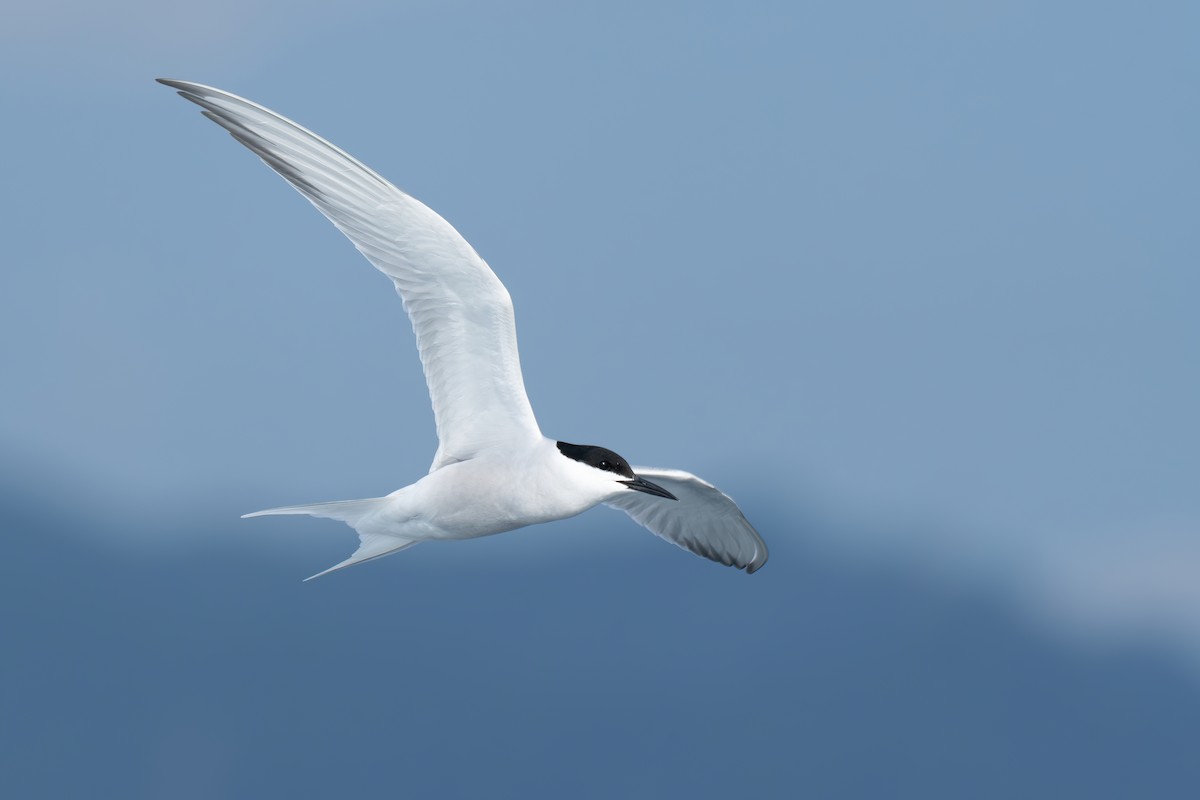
(2, 1), (1199, 796)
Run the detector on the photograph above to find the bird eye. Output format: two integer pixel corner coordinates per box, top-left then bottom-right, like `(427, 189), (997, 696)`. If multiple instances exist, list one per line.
(599, 460), (611, 470)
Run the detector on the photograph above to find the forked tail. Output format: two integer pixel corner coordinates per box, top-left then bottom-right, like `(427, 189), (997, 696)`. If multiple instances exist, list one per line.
(243, 497), (388, 525)
(242, 497), (419, 580)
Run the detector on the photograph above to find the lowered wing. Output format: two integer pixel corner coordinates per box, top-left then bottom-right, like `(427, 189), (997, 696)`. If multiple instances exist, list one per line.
(605, 467), (767, 573)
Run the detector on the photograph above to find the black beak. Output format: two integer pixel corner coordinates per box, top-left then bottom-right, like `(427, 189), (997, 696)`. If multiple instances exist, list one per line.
(620, 475), (677, 500)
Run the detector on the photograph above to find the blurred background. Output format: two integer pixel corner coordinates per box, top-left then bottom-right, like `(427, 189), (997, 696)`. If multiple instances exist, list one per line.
(2, 1), (1198, 796)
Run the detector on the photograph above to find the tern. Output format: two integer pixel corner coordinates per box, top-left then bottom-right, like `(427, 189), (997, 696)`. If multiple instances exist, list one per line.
(160, 79), (768, 579)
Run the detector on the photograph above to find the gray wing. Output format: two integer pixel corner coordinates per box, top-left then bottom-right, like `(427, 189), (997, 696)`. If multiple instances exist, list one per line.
(159, 80), (542, 470)
(604, 467), (768, 573)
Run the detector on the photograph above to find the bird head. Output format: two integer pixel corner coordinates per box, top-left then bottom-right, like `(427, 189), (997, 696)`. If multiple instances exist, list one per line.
(556, 441), (677, 500)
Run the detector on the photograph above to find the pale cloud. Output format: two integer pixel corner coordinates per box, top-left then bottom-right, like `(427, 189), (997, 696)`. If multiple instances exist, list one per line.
(801, 500), (1200, 675)
(1022, 523), (1200, 665)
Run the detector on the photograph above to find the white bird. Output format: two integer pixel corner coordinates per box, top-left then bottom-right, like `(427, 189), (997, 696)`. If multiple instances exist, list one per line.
(160, 79), (768, 579)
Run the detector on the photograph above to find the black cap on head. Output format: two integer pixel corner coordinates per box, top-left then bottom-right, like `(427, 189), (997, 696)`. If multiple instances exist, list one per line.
(556, 441), (635, 479)
(556, 441), (677, 500)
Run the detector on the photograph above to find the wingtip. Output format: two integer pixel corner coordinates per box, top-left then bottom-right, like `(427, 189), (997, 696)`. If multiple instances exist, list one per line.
(745, 547), (769, 574)
(156, 78), (219, 99)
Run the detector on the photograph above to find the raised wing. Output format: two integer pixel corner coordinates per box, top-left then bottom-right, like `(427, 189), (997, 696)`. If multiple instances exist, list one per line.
(159, 80), (542, 469)
(605, 467), (768, 573)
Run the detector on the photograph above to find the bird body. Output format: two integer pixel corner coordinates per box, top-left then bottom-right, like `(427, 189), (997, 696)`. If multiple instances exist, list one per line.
(363, 440), (630, 542)
(160, 79), (768, 578)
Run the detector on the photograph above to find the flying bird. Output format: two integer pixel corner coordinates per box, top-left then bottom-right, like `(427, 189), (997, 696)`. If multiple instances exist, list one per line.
(159, 79), (768, 579)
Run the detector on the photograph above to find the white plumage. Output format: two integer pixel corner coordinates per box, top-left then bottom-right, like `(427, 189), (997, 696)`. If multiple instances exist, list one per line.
(161, 79), (768, 578)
